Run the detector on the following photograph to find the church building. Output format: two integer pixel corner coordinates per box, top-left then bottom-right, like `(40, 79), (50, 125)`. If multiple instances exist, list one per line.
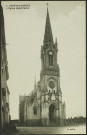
(19, 7), (66, 126)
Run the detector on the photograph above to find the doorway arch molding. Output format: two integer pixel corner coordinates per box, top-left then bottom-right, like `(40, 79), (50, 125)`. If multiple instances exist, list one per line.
(48, 101), (58, 110)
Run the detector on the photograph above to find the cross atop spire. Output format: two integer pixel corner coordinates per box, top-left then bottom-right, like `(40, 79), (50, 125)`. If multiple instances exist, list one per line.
(46, 3), (49, 8)
(43, 5), (54, 45)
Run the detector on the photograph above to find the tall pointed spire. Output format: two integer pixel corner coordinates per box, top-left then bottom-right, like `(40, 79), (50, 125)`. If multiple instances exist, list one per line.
(44, 5), (54, 44)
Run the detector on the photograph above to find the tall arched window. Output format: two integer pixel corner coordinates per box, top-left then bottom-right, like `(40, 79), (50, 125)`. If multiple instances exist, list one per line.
(33, 106), (37, 115)
(49, 51), (53, 66)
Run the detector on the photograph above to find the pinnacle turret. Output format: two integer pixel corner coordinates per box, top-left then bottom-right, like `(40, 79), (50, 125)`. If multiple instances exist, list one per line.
(34, 75), (36, 90)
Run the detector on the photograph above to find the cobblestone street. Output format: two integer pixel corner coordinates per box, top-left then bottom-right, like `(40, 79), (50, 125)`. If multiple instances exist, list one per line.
(12, 125), (86, 135)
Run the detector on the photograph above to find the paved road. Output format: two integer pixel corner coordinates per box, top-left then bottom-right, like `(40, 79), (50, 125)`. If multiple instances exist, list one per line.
(12, 125), (86, 135)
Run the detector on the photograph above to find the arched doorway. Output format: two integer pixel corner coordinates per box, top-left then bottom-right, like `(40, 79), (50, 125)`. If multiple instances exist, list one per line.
(49, 104), (56, 122)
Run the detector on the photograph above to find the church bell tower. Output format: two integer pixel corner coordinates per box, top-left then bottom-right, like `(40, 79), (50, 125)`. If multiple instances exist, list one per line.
(40, 7), (66, 126)
(40, 7), (60, 78)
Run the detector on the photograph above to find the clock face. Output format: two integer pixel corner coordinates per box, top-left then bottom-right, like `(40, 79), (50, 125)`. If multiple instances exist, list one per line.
(49, 81), (55, 89)
(49, 51), (53, 55)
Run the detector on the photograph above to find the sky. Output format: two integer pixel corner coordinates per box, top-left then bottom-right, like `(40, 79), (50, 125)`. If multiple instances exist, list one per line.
(1, 1), (86, 120)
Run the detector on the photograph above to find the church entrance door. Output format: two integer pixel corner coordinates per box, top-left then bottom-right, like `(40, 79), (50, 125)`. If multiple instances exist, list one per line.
(49, 104), (56, 122)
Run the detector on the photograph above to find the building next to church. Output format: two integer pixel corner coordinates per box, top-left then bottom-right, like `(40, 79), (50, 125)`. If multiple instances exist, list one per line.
(19, 7), (66, 126)
(1, 5), (11, 129)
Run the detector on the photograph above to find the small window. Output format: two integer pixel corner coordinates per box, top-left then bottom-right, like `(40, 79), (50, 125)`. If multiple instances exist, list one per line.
(33, 106), (37, 115)
(49, 51), (53, 66)
(2, 68), (3, 74)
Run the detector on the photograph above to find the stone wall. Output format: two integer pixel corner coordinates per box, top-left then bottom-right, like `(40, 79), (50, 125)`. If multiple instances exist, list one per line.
(26, 119), (42, 126)
(26, 102), (41, 120)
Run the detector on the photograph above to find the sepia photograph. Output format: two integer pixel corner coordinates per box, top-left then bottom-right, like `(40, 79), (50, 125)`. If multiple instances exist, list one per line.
(1, 1), (86, 134)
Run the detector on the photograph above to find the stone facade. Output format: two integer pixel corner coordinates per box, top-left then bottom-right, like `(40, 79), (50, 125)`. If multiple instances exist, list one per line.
(19, 7), (66, 126)
(1, 5), (10, 129)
